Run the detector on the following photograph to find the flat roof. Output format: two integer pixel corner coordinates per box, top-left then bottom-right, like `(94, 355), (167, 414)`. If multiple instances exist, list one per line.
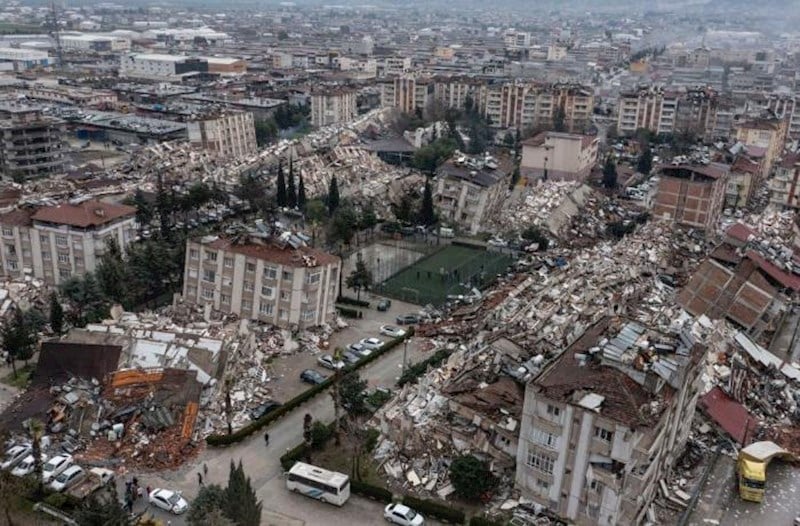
(199, 237), (339, 268)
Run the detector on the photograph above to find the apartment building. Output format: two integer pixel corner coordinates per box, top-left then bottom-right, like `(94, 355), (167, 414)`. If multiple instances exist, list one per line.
(433, 154), (510, 235)
(310, 88), (357, 127)
(768, 152), (800, 209)
(520, 132), (598, 183)
(379, 76), (430, 114)
(0, 104), (65, 182)
(432, 77), (481, 110)
(187, 112), (257, 159)
(381, 57), (412, 76)
(205, 57), (247, 76)
(481, 82), (593, 132)
(516, 318), (705, 526)
(616, 86), (678, 136)
(182, 235), (340, 328)
(734, 117), (787, 179)
(61, 33), (130, 53)
(653, 163), (730, 231)
(0, 199), (137, 285)
(120, 53), (208, 81)
(726, 155), (761, 208)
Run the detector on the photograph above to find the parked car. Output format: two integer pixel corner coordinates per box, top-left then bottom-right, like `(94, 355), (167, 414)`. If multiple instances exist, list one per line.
(341, 350), (362, 365)
(49, 465), (85, 492)
(1, 444), (32, 470)
(395, 314), (420, 325)
(384, 503), (425, 525)
(379, 325), (406, 338)
(11, 454), (47, 477)
(348, 343), (373, 358)
(377, 299), (392, 311)
(359, 337), (385, 351)
(300, 369), (327, 385)
(248, 401), (282, 421)
(317, 354), (346, 370)
(149, 488), (189, 514)
(42, 453), (73, 483)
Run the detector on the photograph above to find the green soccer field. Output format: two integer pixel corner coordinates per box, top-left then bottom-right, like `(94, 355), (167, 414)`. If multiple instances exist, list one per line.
(377, 244), (513, 306)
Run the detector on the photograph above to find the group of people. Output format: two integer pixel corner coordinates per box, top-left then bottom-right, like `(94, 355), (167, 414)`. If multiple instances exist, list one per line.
(123, 477), (149, 513)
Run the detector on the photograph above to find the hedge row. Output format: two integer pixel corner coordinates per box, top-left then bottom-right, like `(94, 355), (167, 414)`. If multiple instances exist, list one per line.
(206, 328), (414, 446)
(337, 296), (370, 308)
(397, 348), (451, 386)
(336, 306), (363, 319)
(351, 480), (393, 503)
(469, 516), (506, 526)
(402, 495), (466, 524)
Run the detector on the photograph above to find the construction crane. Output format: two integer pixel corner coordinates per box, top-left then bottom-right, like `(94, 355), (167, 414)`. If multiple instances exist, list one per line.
(48, 0), (64, 71)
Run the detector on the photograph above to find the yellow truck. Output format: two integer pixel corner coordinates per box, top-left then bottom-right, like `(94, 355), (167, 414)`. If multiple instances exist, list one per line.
(737, 441), (793, 502)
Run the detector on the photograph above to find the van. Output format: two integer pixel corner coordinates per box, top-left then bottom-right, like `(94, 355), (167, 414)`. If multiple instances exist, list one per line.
(439, 227), (454, 238)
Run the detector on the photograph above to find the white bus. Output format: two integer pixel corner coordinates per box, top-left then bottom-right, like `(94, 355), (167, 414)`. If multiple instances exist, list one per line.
(286, 462), (350, 506)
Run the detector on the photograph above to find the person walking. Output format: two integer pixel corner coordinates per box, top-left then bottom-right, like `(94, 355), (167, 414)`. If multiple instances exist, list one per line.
(198, 472), (203, 486)
(264, 432), (270, 446)
(203, 463), (208, 476)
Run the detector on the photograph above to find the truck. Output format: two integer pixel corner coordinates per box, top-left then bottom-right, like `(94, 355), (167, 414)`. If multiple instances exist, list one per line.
(736, 441), (794, 502)
(66, 467), (115, 500)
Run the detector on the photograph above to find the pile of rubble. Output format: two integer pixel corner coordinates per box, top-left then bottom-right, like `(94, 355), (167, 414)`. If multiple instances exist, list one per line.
(487, 181), (585, 236)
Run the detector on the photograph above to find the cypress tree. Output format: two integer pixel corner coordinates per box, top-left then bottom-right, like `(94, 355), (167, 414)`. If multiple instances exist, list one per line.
(298, 173), (306, 210)
(276, 160), (287, 207)
(419, 178), (436, 226)
(287, 157), (297, 208)
(223, 461), (262, 526)
(327, 175), (340, 216)
(49, 293), (64, 335)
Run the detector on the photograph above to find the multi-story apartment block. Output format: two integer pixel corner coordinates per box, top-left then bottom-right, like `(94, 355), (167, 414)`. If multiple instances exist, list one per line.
(726, 155), (762, 208)
(0, 199), (137, 285)
(0, 103), (65, 182)
(503, 30), (531, 49)
(182, 235), (340, 328)
(617, 86), (678, 136)
(653, 163), (730, 231)
(432, 77), (481, 110)
(433, 154), (510, 235)
(516, 318), (705, 526)
(379, 76), (430, 114)
(310, 88), (357, 127)
(734, 117), (787, 179)
(768, 152), (800, 209)
(381, 57), (412, 76)
(520, 132), (598, 182)
(187, 112), (257, 159)
(480, 82), (593, 132)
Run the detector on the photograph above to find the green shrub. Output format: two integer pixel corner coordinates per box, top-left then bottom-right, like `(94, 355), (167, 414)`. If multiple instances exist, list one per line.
(398, 349), (450, 386)
(43, 492), (70, 510)
(337, 296), (370, 307)
(364, 428), (381, 452)
(351, 480), (393, 503)
(336, 306), (363, 319)
(402, 495), (465, 524)
(469, 516), (506, 526)
(310, 421), (333, 448)
(280, 442), (310, 471)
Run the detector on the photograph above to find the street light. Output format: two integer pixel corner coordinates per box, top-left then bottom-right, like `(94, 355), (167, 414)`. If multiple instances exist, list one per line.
(402, 338), (409, 374)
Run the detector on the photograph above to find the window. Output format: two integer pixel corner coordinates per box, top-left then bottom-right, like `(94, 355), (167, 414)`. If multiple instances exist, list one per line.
(594, 427), (613, 442)
(57, 253), (70, 264)
(279, 308), (288, 320)
(203, 269), (216, 282)
(242, 299), (252, 310)
(535, 478), (550, 494)
(58, 268), (71, 279)
(302, 309), (314, 321)
(546, 404), (561, 419)
(42, 251), (50, 261)
(526, 450), (554, 474)
(5, 244), (15, 256)
(74, 257), (83, 267)
(222, 276), (232, 287)
(190, 249), (199, 260)
(589, 480), (603, 492)
(259, 302), (273, 315)
(263, 266), (277, 279)
(280, 291), (290, 301)
(188, 268), (198, 279)
(224, 257), (233, 268)
(55, 235), (67, 246)
(306, 272), (321, 285)
(2, 228), (12, 237)
(7, 260), (17, 271)
(205, 251), (217, 262)
(201, 288), (214, 300)
(245, 262), (256, 273)
(244, 281), (254, 292)
(261, 286), (274, 298)
(221, 294), (230, 304)
(282, 270), (292, 280)
(531, 428), (558, 449)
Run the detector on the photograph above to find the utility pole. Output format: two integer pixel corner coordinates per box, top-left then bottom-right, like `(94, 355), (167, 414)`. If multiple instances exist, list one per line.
(401, 338), (409, 374)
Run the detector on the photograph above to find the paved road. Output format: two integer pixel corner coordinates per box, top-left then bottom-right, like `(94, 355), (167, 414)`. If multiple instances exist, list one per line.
(134, 328), (440, 526)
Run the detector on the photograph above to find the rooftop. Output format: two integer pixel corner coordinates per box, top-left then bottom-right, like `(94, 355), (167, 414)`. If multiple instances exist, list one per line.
(658, 162), (730, 181)
(437, 153), (508, 188)
(31, 199), (136, 228)
(199, 236), (340, 268)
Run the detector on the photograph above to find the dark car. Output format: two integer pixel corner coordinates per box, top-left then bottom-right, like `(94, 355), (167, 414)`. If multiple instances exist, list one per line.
(341, 350), (362, 365)
(377, 299), (392, 311)
(300, 369), (327, 385)
(248, 401), (282, 421)
(396, 314), (419, 325)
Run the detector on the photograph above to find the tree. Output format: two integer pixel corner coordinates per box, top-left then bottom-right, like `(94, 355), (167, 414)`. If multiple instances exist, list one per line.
(276, 161), (287, 207)
(27, 419), (44, 496)
(327, 175), (340, 216)
(553, 102), (567, 132)
(359, 204), (377, 231)
(60, 274), (109, 327)
(602, 156), (618, 189)
(73, 492), (134, 526)
(520, 225), (550, 251)
(329, 205), (358, 245)
(223, 461), (262, 526)
(96, 238), (129, 307)
(287, 158), (297, 208)
(509, 165), (521, 190)
(297, 173), (306, 210)
(503, 130), (515, 148)
(637, 147), (653, 175)
(188, 484), (227, 526)
(254, 118), (278, 147)
(133, 188), (152, 233)
(345, 256), (373, 301)
(449, 455), (497, 501)
(49, 293), (64, 335)
(340, 372), (368, 417)
(418, 178), (436, 226)
(1, 308), (37, 378)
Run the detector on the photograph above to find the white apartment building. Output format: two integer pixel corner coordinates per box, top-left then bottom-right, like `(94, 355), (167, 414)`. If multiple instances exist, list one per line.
(516, 318), (705, 526)
(520, 132), (599, 182)
(182, 236), (341, 328)
(119, 53), (208, 81)
(187, 112), (257, 159)
(380, 76), (430, 114)
(382, 57), (412, 76)
(0, 199), (137, 285)
(617, 87), (678, 136)
(310, 89), (357, 127)
(480, 82), (593, 132)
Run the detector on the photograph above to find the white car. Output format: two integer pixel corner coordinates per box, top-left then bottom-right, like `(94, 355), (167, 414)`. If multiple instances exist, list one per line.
(1, 444), (32, 470)
(11, 454), (47, 477)
(348, 343), (373, 358)
(384, 503), (425, 525)
(359, 337), (385, 351)
(42, 453), (73, 483)
(149, 488), (189, 514)
(317, 354), (345, 370)
(379, 325), (406, 338)
(49, 465), (85, 492)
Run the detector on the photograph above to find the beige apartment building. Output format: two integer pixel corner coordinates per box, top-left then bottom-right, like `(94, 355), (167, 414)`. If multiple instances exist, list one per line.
(182, 235), (340, 328)
(516, 318), (705, 526)
(520, 132), (598, 182)
(480, 82), (593, 132)
(0, 199), (137, 285)
(310, 88), (357, 127)
(380, 76), (431, 114)
(733, 117), (787, 179)
(187, 112), (258, 159)
(768, 152), (800, 209)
